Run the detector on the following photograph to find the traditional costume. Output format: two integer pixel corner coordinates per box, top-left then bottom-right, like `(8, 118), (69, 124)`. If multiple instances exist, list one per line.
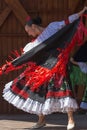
(0, 12), (87, 115)
(70, 41), (87, 110)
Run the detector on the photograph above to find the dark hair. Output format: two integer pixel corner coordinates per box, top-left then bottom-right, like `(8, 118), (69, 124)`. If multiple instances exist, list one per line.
(26, 16), (42, 26)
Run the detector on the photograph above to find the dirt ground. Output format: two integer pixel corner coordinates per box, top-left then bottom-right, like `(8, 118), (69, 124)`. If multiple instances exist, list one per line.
(0, 112), (87, 130)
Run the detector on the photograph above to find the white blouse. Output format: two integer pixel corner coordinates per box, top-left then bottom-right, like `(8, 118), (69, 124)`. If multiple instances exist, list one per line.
(23, 13), (79, 53)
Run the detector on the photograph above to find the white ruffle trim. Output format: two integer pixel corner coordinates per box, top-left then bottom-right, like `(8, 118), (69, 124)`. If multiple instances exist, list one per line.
(3, 81), (78, 115)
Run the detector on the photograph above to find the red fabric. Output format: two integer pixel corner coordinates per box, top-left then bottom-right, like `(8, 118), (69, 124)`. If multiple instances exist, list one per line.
(46, 90), (73, 98)
(0, 15), (87, 94)
(65, 19), (70, 25)
(11, 85), (29, 99)
(26, 16), (31, 22)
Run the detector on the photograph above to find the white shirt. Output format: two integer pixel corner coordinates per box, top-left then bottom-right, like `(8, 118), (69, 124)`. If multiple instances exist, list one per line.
(23, 13), (79, 53)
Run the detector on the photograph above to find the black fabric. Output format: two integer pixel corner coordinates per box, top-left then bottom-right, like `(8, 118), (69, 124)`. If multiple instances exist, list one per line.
(11, 71), (73, 102)
(12, 19), (80, 69)
(74, 41), (87, 62)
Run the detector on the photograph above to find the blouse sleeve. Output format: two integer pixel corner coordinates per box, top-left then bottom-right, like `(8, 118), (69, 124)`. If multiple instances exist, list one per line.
(68, 13), (79, 23)
(48, 13), (79, 31)
(23, 39), (41, 53)
(78, 62), (87, 73)
(23, 42), (33, 53)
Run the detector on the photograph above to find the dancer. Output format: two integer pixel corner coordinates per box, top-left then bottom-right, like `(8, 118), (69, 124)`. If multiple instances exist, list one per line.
(1, 7), (87, 130)
(70, 40), (87, 110)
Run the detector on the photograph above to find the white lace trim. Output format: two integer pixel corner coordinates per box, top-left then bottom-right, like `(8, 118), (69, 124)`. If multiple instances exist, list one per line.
(3, 81), (78, 115)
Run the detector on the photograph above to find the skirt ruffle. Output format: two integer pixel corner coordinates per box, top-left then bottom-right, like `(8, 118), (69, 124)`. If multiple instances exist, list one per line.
(3, 80), (78, 115)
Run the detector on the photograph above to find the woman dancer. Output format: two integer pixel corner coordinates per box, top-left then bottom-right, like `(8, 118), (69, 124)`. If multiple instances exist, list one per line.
(1, 7), (87, 130)
(70, 40), (87, 110)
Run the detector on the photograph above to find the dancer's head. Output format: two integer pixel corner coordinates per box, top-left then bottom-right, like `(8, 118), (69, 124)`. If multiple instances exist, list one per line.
(25, 16), (43, 37)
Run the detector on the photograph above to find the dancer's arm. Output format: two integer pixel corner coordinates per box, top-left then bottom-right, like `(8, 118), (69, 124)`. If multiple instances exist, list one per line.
(68, 6), (87, 23)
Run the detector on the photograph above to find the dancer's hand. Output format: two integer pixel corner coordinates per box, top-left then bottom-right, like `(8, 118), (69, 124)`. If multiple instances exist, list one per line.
(83, 6), (87, 12)
(0, 64), (8, 75)
(2, 64), (8, 72)
(70, 57), (79, 66)
(70, 57), (74, 62)
(78, 6), (87, 17)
